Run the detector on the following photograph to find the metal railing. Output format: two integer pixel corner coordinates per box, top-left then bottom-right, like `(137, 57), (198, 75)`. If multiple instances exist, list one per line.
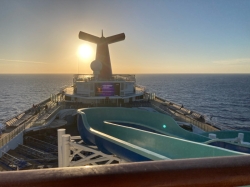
(152, 97), (220, 132)
(182, 115), (218, 132)
(0, 113), (40, 148)
(0, 102), (63, 148)
(2, 98), (51, 125)
(0, 118), (32, 148)
(0, 155), (250, 186)
(73, 74), (136, 83)
(32, 105), (63, 127)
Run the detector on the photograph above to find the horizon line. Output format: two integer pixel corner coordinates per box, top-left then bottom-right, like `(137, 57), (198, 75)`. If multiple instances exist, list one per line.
(0, 73), (250, 75)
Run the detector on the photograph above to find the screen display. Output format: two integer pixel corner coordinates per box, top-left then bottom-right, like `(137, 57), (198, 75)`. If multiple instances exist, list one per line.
(95, 83), (120, 96)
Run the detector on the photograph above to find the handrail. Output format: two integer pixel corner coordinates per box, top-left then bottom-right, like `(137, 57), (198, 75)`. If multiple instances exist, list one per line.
(73, 74), (136, 82)
(32, 105), (62, 127)
(152, 98), (220, 132)
(2, 98), (50, 125)
(154, 95), (239, 131)
(0, 102), (62, 148)
(0, 120), (27, 148)
(0, 155), (250, 187)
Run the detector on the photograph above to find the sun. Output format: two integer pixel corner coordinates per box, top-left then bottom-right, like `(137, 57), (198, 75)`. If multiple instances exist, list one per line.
(78, 44), (93, 59)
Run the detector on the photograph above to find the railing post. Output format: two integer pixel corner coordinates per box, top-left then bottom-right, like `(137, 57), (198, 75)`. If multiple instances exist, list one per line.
(62, 134), (70, 167)
(58, 129), (65, 167)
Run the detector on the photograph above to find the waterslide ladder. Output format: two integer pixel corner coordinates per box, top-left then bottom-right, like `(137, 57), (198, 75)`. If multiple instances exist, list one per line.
(57, 129), (123, 167)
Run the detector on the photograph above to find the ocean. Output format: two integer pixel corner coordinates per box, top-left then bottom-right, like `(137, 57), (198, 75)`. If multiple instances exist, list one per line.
(0, 74), (249, 130)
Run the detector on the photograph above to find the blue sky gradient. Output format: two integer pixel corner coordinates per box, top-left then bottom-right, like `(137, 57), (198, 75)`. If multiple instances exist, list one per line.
(0, 0), (249, 74)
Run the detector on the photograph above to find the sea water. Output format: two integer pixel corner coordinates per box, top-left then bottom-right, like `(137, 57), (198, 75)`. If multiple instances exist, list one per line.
(136, 74), (250, 130)
(0, 74), (249, 130)
(0, 74), (72, 122)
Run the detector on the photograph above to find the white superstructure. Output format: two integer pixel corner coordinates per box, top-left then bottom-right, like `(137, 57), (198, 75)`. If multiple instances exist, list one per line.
(63, 74), (144, 105)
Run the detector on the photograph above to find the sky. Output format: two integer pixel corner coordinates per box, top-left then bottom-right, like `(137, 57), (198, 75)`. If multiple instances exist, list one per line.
(0, 0), (250, 74)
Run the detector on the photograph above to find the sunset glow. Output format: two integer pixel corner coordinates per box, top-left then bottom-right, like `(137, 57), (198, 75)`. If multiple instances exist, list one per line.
(0, 1), (249, 74)
(78, 44), (93, 59)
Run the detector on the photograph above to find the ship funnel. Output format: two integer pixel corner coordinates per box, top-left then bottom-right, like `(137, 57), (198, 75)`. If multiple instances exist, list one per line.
(79, 31), (125, 80)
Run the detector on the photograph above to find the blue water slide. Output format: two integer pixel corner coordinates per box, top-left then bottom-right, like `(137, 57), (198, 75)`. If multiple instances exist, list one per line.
(77, 108), (246, 162)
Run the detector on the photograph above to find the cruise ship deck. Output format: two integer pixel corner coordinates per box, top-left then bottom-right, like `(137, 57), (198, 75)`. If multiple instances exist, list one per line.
(1, 30), (250, 187)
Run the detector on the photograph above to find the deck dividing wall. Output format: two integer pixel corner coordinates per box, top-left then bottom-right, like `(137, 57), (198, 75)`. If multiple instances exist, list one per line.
(0, 132), (23, 157)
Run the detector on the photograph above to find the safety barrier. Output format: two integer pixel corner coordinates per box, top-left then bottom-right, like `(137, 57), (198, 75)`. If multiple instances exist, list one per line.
(2, 98), (51, 126)
(0, 101), (63, 149)
(165, 107), (218, 132)
(0, 122), (27, 148)
(178, 114), (218, 132)
(0, 155), (250, 187)
(151, 98), (219, 132)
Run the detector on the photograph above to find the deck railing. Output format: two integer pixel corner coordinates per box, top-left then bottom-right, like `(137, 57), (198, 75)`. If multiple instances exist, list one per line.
(0, 101), (62, 149)
(73, 74), (136, 83)
(0, 123), (26, 148)
(152, 97), (220, 132)
(0, 155), (250, 186)
(32, 105), (63, 127)
(173, 111), (219, 132)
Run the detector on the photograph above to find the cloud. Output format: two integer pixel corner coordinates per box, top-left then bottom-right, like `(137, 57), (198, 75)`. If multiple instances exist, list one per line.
(0, 59), (49, 64)
(213, 58), (250, 65)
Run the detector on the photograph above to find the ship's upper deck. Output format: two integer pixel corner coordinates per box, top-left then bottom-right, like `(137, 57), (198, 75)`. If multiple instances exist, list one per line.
(73, 74), (136, 84)
(62, 74), (145, 102)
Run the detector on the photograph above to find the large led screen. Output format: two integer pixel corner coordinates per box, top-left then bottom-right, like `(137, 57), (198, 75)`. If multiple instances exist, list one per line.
(95, 83), (120, 96)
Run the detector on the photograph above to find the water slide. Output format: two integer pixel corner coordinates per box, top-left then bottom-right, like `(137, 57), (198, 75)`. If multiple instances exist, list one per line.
(77, 107), (247, 162)
(88, 107), (250, 153)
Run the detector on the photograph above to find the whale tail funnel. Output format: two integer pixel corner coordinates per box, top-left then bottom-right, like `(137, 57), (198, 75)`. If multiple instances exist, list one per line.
(79, 31), (125, 80)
